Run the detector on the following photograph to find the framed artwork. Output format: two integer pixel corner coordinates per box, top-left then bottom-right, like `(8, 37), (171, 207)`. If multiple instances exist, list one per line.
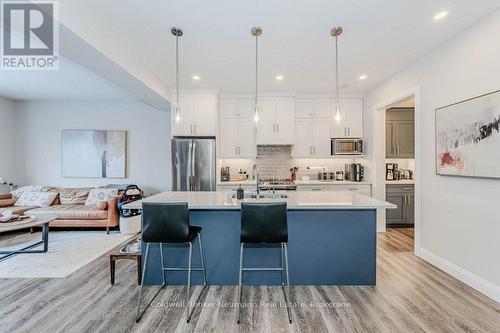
(62, 130), (127, 178)
(436, 90), (500, 178)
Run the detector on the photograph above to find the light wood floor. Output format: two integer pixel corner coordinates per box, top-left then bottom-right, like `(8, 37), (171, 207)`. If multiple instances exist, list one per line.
(0, 228), (499, 332)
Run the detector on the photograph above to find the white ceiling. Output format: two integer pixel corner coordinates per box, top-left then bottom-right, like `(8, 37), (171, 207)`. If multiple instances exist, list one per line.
(54, 0), (500, 96)
(0, 56), (134, 100)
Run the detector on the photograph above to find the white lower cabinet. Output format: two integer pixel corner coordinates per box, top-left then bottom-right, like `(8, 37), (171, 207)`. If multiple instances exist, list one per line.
(296, 184), (371, 196)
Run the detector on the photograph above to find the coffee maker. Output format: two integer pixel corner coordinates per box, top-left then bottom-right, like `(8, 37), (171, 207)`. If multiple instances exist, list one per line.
(386, 163), (398, 180)
(345, 163), (364, 182)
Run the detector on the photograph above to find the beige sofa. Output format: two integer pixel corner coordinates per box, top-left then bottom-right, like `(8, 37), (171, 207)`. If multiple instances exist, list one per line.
(0, 187), (120, 233)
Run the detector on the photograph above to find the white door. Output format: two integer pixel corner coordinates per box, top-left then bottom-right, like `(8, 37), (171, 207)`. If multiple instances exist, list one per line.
(194, 94), (217, 136)
(344, 99), (363, 138)
(295, 99), (313, 118)
(294, 119), (313, 157)
(313, 119), (331, 157)
(238, 99), (255, 119)
(237, 118), (256, 158)
(256, 97), (276, 143)
(219, 98), (238, 118)
(172, 94), (195, 136)
(313, 99), (331, 118)
(219, 118), (238, 158)
(274, 97), (295, 144)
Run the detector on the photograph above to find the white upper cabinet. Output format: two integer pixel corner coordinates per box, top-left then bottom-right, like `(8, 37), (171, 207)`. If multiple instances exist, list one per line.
(294, 118), (331, 158)
(172, 93), (217, 136)
(295, 99), (330, 119)
(256, 96), (295, 144)
(330, 98), (363, 138)
(219, 97), (256, 158)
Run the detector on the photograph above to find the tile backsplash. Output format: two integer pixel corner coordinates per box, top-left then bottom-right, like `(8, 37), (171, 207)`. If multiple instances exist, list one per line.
(220, 145), (370, 181)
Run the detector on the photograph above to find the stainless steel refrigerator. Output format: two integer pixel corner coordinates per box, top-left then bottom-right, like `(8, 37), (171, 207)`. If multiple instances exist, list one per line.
(171, 137), (216, 191)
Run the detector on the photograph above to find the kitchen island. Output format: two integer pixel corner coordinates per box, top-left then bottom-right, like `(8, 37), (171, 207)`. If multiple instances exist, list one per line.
(125, 191), (395, 286)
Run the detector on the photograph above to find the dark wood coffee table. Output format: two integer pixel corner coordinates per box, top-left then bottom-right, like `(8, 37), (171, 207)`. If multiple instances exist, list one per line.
(0, 214), (58, 262)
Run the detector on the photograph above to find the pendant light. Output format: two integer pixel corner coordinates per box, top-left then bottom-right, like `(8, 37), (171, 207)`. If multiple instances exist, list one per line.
(331, 26), (343, 124)
(251, 26), (262, 125)
(171, 27), (183, 123)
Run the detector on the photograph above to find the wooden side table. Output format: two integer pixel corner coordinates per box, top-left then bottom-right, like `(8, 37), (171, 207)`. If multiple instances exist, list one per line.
(110, 253), (142, 285)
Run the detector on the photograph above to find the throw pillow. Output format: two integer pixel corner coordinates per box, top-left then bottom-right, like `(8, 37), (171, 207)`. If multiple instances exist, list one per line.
(14, 192), (58, 208)
(11, 185), (44, 199)
(85, 188), (118, 206)
(59, 188), (92, 205)
(0, 198), (16, 208)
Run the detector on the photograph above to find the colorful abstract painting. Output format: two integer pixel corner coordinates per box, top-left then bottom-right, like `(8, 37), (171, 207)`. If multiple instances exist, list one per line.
(62, 130), (127, 178)
(436, 90), (500, 178)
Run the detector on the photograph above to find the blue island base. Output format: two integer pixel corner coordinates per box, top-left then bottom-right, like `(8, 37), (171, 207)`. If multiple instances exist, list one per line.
(142, 209), (376, 286)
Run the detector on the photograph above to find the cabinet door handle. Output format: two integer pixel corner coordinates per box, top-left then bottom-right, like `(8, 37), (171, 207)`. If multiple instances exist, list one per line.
(404, 195), (408, 205)
(348, 188), (358, 191)
(408, 195), (411, 205)
(194, 124), (197, 134)
(402, 187), (413, 190)
(273, 124), (276, 132)
(234, 146), (237, 155)
(311, 188), (321, 191)
(276, 123), (279, 132)
(347, 128), (350, 136)
(313, 146), (316, 155)
(397, 146), (400, 155)
(309, 146), (312, 155)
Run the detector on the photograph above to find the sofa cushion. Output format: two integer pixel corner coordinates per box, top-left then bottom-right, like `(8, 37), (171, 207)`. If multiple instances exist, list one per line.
(0, 206), (36, 216)
(85, 188), (118, 206)
(14, 192), (58, 208)
(59, 188), (92, 205)
(0, 198), (16, 208)
(28, 204), (108, 220)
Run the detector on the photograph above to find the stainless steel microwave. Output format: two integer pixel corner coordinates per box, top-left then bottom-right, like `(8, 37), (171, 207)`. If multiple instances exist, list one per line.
(331, 138), (363, 155)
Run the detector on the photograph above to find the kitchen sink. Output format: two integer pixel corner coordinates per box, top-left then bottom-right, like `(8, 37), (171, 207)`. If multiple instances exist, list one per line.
(232, 192), (289, 199)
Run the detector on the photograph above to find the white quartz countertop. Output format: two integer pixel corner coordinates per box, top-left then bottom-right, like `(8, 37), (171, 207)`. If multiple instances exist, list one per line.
(386, 180), (415, 185)
(217, 180), (371, 186)
(125, 191), (395, 210)
(294, 180), (372, 185)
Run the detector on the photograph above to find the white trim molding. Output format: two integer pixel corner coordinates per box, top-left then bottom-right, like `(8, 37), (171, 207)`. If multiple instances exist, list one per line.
(419, 248), (500, 303)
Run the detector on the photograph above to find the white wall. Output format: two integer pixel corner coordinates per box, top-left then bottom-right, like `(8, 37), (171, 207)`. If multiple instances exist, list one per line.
(364, 10), (500, 301)
(0, 97), (17, 190)
(15, 100), (171, 195)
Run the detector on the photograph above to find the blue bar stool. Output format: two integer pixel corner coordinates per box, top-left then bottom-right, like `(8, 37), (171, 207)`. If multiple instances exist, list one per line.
(237, 202), (292, 324)
(136, 202), (207, 323)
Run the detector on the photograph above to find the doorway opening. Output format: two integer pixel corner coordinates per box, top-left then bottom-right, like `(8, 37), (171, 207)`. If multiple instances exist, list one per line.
(372, 86), (421, 255)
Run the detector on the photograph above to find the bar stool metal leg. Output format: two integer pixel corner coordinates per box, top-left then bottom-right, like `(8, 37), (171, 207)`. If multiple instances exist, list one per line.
(136, 243), (166, 322)
(283, 242), (292, 323)
(198, 233), (207, 285)
(237, 242), (244, 324)
(185, 242), (193, 322)
(186, 233), (209, 323)
(160, 243), (166, 285)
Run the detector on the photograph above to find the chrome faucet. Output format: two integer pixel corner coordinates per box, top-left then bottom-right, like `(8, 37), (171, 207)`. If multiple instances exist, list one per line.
(254, 164), (260, 197)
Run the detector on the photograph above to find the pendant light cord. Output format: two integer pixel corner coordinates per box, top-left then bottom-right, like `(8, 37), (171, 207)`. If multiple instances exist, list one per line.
(255, 34), (258, 108)
(335, 35), (339, 103)
(176, 33), (179, 107)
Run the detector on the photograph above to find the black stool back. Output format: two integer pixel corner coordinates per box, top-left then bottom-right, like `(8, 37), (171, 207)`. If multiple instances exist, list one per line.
(142, 202), (190, 243)
(241, 202), (288, 243)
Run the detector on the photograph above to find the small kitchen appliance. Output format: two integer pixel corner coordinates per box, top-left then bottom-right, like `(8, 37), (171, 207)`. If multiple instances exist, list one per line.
(386, 163), (398, 180)
(331, 138), (363, 155)
(345, 163), (364, 182)
(221, 167), (230, 182)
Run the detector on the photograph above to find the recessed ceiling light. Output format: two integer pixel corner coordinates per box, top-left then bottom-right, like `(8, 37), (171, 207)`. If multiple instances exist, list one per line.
(275, 75), (284, 81)
(433, 11), (448, 20)
(192, 75), (201, 81)
(359, 74), (367, 80)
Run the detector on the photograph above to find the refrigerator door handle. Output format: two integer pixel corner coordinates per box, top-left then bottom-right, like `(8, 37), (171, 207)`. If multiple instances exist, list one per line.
(191, 141), (197, 190)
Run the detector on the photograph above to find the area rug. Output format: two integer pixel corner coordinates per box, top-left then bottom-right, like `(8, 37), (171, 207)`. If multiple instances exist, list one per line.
(0, 231), (134, 278)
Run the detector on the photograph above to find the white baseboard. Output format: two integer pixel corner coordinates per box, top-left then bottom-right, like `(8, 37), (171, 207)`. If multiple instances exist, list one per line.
(418, 247), (500, 303)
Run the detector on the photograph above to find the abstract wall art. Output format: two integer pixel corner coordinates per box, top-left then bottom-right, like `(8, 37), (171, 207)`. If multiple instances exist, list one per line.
(436, 90), (500, 178)
(62, 130), (127, 178)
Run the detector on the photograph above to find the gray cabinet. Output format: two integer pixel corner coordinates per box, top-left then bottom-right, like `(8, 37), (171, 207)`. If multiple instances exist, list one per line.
(386, 108), (414, 158)
(386, 184), (414, 226)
